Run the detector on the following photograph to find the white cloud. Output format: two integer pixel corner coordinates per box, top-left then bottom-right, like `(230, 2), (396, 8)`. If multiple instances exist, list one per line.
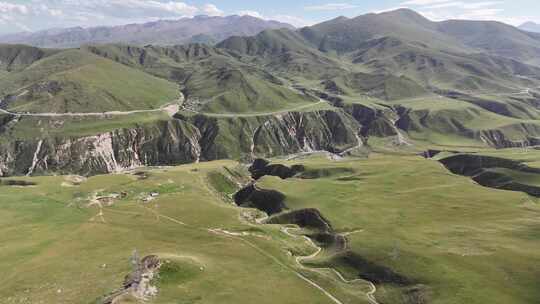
(90, 0), (200, 17)
(238, 10), (264, 19)
(272, 14), (314, 27)
(401, 0), (449, 5)
(424, 1), (502, 10)
(0, 0), (215, 34)
(374, 6), (409, 14)
(0, 1), (31, 32)
(305, 3), (359, 11)
(394, 0), (525, 24)
(48, 9), (63, 17)
(236, 10), (311, 27)
(0, 1), (28, 14)
(202, 4), (224, 16)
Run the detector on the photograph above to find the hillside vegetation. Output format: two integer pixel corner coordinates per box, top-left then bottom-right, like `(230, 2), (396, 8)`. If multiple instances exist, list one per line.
(0, 47), (179, 113)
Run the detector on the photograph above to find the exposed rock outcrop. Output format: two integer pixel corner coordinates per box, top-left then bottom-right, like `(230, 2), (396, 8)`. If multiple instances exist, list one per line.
(176, 109), (364, 161)
(2, 103), (540, 176)
(102, 255), (162, 304)
(0, 109), (365, 176)
(0, 120), (202, 176)
(476, 125), (540, 148)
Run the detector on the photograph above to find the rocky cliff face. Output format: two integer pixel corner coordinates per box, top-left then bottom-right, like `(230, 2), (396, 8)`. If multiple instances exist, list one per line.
(0, 109), (365, 176)
(0, 120), (202, 176)
(2, 104), (540, 176)
(476, 124), (540, 148)
(173, 109), (363, 162)
(393, 106), (540, 148)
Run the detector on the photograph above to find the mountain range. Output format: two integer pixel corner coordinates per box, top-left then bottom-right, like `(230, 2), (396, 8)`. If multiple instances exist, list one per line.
(2, 8), (540, 304)
(2, 8), (540, 177)
(0, 15), (294, 48)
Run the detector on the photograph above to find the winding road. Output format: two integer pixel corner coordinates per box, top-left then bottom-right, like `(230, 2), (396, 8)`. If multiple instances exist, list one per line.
(142, 205), (347, 304)
(0, 99), (326, 119)
(133, 174), (351, 304)
(181, 100), (327, 118)
(282, 227), (380, 304)
(0, 102), (181, 117)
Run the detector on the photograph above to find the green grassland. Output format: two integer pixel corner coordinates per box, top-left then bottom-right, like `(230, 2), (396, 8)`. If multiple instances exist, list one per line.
(257, 153), (540, 304)
(0, 49), (179, 113)
(0, 161), (356, 304)
(2, 151), (540, 304)
(3, 112), (172, 140)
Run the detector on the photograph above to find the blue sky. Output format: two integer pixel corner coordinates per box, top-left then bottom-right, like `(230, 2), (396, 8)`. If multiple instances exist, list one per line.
(0, 0), (538, 34)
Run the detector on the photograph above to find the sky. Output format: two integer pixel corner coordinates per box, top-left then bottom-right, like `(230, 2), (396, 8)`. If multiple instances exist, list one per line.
(0, 0), (539, 35)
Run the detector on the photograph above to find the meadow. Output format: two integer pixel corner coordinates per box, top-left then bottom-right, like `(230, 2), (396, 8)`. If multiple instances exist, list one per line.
(2, 150), (539, 303)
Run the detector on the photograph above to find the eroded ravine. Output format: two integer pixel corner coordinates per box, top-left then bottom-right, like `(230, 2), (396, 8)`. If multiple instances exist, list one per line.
(229, 159), (383, 304)
(97, 170), (342, 304)
(438, 153), (540, 197)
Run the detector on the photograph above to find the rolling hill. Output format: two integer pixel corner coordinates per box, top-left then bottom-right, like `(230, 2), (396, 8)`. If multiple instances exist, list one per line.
(0, 46), (180, 113)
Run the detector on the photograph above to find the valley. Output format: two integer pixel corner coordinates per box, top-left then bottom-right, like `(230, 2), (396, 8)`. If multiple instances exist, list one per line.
(1, 6), (540, 304)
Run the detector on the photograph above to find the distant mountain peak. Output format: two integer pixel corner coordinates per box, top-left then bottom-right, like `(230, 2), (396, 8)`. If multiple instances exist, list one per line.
(381, 8), (422, 15)
(376, 8), (432, 23)
(0, 15), (294, 48)
(519, 21), (540, 33)
(333, 16), (349, 21)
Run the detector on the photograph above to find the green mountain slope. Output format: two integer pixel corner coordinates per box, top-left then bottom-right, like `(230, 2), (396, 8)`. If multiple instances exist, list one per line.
(324, 72), (428, 100)
(2, 8), (540, 168)
(85, 43), (319, 114)
(438, 19), (540, 65)
(217, 10), (540, 121)
(298, 9), (540, 64)
(0, 44), (60, 72)
(299, 10), (464, 54)
(217, 29), (347, 79)
(0, 47), (179, 113)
